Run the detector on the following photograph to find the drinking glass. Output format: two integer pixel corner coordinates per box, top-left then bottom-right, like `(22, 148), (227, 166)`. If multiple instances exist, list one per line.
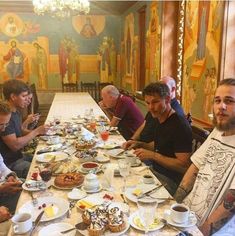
(118, 159), (130, 192)
(137, 198), (158, 234)
(98, 126), (109, 145)
(39, 168), (52, 182)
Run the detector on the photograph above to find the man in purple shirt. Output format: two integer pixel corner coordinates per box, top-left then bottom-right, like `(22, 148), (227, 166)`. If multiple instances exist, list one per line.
(99, 85), (144, 140)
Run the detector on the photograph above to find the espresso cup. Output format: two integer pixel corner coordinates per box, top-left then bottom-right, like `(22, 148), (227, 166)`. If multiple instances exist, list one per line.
(170, 203), (189, 224)
(12, 213), (32, 234)
(142, 174), (155, 184)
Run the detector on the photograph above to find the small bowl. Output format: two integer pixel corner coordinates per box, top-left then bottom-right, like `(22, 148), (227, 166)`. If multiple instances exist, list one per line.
(81, 162), (99, 172)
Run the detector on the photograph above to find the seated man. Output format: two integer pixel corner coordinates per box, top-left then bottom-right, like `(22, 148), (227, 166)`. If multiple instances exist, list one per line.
(174, 78), (235, 236)
(123, 76), (185, 147)
(0, 101), (22, 214)
(131, 82), (192, 195)
(0, 80), (48, 178)
(99, 85), (144, 140)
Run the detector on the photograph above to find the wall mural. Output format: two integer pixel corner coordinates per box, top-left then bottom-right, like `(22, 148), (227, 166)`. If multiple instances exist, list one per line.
(0, 12), (119, 90)
(145, 2), (162, 85)
(72, 15), (105, 38)
(182, 0), (224, 123)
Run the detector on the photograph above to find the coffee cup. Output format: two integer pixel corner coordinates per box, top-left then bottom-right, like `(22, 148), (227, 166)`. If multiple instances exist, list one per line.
(170, 203), (189, 224)
(143, 174), (155, 184)
(12, 213), (32, 234)
(127, 156), (137, 166)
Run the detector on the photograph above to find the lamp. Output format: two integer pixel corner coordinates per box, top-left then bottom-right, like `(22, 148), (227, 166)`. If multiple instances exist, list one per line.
(32, 0), (90, 18)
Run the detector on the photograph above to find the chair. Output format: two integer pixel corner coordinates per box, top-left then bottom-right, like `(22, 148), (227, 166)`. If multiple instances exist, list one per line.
(0, 84), (3, 100)
(97, 82), (113, 101)
(29, 84), (39, 113)
(62, 82), (78, 92)
(119, 88), (136, 102)
(191, 125), (210, 153)
(80, 81), (97, 101)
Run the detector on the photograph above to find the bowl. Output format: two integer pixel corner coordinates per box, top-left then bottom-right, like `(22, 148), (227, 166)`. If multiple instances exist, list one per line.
(81, 162), (99, 173)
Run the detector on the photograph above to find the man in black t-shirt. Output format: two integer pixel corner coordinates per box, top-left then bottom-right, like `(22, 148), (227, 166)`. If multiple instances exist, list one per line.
(131, 82), (192, 195)
(123, 76), (185, 146)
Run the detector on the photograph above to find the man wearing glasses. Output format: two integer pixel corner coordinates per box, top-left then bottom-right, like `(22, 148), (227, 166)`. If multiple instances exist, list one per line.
(174, 78), (235, 235)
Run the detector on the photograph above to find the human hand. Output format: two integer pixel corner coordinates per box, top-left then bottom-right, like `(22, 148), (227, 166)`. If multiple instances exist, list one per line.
(122, 140), (138, 150)
(0, 206), (11, 223)
(6, 175), (18, 183)
(98, 101), (108, 110)
(35, 124), (50, 135)
(134, 148), (155, 161)
(0, 182), (22, 195)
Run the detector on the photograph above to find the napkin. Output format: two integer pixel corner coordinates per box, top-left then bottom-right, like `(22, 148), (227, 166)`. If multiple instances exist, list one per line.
(131, 166), (149, 174)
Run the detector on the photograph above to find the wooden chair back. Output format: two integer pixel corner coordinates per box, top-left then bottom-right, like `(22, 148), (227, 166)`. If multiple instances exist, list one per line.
(80, 81), (97, 101)
(62, 82), (78, 92)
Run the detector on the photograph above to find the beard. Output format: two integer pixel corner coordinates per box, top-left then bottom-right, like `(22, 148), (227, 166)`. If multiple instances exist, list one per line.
(213, 112), (235, 131)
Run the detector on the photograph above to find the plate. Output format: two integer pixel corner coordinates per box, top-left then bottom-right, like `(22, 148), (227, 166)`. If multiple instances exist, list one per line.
(77, 166), (102, 174)
(131, 159), (142, 167)
(78, 220), (130, 236)
(36, 152), (68, 163)
(68, 189), (87, 200)
(124, 184), (170, 203)
(129, 211), (164, 232)
(18, 196), (69, 222)
(166, 211), (197, 228)
(39, 223), (76, 236)
(98, 143), (120, 150)
(95, 154), (110, 163)
(81, 184), (102, 193)
(22, 180), (47, 192)
(53, 181), (83, 190)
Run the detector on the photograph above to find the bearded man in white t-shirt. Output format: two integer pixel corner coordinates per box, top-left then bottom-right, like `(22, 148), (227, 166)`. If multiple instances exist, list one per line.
(174, 78), (235, 236)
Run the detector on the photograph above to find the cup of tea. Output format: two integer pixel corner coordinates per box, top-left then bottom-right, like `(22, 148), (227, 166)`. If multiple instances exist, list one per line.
(39, 168), (52, 182)
(142, 174), (155, 184)
(170, 203), (189, 224)
(12, 213), (32, 234)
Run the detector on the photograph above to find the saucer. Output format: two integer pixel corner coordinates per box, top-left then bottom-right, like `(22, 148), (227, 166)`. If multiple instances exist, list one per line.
(39, 223), (75, 236)
(81, 185), (102, 193)
(67, 189), (87, 200)
(165, 210), (197, 228)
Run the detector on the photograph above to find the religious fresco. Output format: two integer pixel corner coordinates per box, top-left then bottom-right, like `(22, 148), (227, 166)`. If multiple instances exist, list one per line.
(72, 15), (105, 38)
(145, 2), (162, 85)
(0, 12), (119, 90)
(98, 36), (116, 83)
(182, 0), (224, 123)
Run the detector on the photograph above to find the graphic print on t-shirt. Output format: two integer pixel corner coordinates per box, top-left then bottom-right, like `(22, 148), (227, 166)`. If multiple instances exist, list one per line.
(184, 138), (235, 224)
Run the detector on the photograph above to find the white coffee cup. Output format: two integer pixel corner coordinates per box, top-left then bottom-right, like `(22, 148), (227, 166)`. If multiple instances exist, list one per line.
(170, 203), (189, 224)
(12, 213), (32, 234)
(142, 174), (155, 184)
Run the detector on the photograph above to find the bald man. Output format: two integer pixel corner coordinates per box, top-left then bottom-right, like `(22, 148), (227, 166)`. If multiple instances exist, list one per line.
(123, 76), (185, 148)
(99, 85), (144, 140)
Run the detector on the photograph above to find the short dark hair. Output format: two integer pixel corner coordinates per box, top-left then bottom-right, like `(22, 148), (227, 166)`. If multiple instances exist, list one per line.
(3, 80), (29, 100)
(0, 101), (11, 114)
(142, 82), (170, 98)
(219, 78), (235, 87)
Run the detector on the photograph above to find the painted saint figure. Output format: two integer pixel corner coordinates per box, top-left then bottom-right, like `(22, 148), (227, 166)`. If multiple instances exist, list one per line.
(3, 40), (24, 79)
(80, 17), (97, 38)
(33, 42), (48, 89)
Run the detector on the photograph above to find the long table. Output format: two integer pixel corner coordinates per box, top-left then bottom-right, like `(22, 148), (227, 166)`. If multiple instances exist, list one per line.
(7, 93), (203, 236)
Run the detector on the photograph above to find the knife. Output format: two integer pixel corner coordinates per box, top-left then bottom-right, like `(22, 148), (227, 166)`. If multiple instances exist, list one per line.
(137, 184), (163, 199)
(29, 210), (44, 236)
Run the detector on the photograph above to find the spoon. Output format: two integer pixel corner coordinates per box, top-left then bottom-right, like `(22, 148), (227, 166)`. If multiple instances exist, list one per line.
(160, 219), (186, 236)
(60, 222), (88, 234)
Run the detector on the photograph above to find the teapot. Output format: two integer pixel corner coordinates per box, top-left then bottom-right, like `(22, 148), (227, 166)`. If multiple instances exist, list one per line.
(83, 173), (99, 191)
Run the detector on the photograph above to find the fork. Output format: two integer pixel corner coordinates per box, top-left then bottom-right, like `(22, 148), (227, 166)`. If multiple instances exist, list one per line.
(30, 192), (38, 206)
(67, 201), (76, 218)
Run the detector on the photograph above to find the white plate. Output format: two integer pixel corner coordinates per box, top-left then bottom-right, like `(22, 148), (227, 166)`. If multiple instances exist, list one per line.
(39, 223), (76, 236)
(129, 211), (164, 232)
(22, 180), (47, 192)
(81, 184), (102, 193)
(166, 211), (197, 228)
(98, 143), (120, 150)
(131, 159), (142, 167)
(124, 184), (170, 204)
(18, 196), (69, 222)
(95, 154), (110, 163)
(67, 189), (87, 200)
(78, 220), (130, 236)
(36, 152), (68, 163)
(106, 148), (125, 157)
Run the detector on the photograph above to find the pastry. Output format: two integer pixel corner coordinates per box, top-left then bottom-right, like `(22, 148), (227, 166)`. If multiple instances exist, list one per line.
(108, 207), (126, 232)
(75, 139), (96, 150)
(54, 173), (84, 188)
